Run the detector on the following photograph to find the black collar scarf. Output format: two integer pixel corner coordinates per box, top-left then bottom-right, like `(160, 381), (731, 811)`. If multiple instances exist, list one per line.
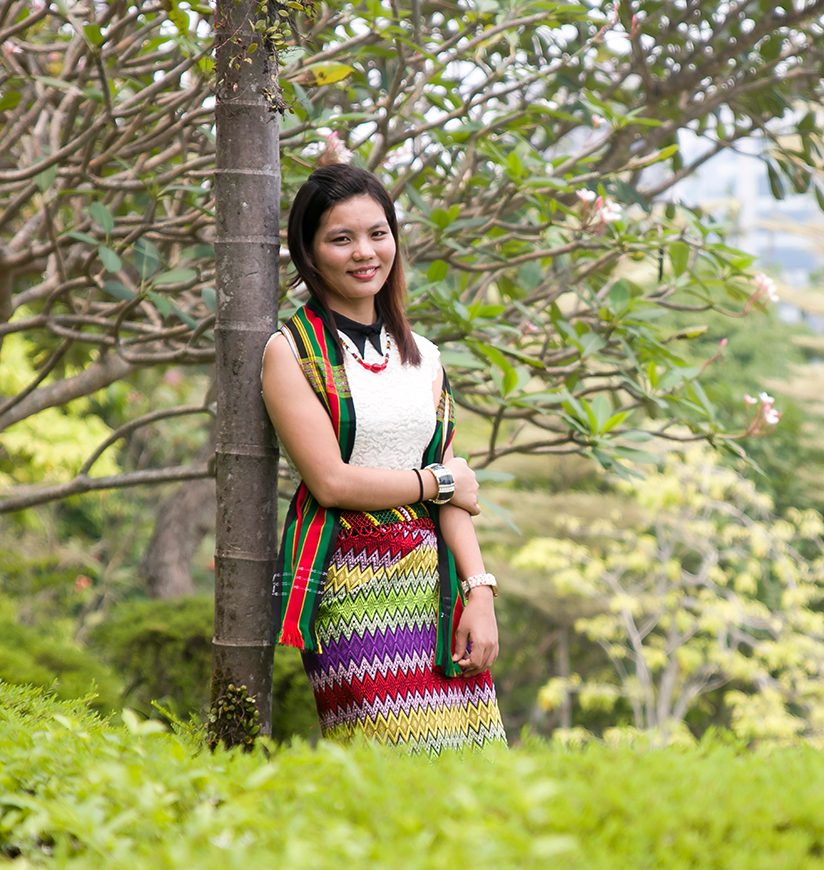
(331, 310), (384, 356)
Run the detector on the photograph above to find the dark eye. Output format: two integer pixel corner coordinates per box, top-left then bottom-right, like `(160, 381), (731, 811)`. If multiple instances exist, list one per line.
(331, 235), (349, 243)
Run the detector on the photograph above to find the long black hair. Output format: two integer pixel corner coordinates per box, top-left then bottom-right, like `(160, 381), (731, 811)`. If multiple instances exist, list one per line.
(287, 164), (421, 366)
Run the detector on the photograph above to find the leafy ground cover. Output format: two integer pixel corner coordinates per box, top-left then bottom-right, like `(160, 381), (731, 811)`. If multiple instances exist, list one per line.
(1, 683), (823, 868)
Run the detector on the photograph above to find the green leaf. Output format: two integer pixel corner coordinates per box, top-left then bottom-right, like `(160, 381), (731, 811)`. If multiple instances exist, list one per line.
(98, 245), (122, 273)
(669, 241), (690, 277)
(172, 305), (198, 328)
(153, 268), (197, 286)
(608, 279), (631, 311)
(438, 349), (488, 370)
(427, 260), (449, 282)
(147, 290), (172, 317)
(66, 231), (98, 246)
(102, 279), (135, 301)
(0, 91), (22, 112)
(601, 411), (629, 433)
(766, 163), (785, 200)
(430, 206), (460, 230)
(630, 144), (679, 167)
(35, 164), (57, 194)
(590, 395), (611, 432)
(610, 446), (661, 464)
(501, 367), (519, 396)
(83, 23), (104, 46)
(201, 287), (216, 312)
(133, 238), (162, 280)
(89, 202), (114, 235)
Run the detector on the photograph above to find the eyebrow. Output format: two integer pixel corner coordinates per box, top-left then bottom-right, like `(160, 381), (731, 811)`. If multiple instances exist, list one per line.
(324, 222), (389, 235)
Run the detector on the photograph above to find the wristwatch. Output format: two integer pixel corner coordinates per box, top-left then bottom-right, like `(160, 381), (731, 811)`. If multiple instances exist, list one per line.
(462, 573), (498, 597)
(425, 462), (455, 505)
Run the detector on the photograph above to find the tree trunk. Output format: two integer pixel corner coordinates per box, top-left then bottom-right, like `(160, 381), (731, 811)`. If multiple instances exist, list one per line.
(141, 479), (215, 598)
(556, 624), (572, 730)
(211, 0), (279, 740)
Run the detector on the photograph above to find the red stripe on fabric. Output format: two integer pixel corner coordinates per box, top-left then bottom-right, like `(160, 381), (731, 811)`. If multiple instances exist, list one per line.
(280, 489), (325, 647)
(308, 308), (342, 438)
(450, 597), (464, 652)
(312, 666), (494, 715)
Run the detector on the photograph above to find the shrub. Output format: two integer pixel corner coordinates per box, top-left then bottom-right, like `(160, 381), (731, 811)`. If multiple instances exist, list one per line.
(88, 596), (319, 740)
(2, 682), (824, 868)
(0, 619), (121, 712)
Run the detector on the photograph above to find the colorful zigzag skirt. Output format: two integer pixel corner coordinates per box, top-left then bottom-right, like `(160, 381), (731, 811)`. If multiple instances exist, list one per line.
(302, 506), (507, 754)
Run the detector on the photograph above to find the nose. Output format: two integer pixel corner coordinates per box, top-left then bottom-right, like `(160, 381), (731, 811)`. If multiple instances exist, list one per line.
(352, 237), (375, 260)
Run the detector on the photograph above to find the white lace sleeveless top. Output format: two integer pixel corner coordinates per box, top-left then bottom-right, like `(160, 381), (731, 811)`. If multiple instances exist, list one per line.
(265, 328), (442, 475)
(342, 329), (441, 469)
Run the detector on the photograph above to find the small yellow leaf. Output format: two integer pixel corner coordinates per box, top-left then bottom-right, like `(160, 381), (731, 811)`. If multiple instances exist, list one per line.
(308, 62), (354, 86)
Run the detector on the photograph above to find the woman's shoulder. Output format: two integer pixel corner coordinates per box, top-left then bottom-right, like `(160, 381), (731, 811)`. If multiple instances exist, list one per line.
(410, 330), (442, 380)
(410, 330), (440, 359)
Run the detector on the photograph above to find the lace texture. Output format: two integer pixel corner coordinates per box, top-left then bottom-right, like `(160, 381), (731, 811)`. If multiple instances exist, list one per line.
(343, 329), (441, 470)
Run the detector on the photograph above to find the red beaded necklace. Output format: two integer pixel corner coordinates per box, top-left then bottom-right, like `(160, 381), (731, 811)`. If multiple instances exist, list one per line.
(341, 332), (391, 373)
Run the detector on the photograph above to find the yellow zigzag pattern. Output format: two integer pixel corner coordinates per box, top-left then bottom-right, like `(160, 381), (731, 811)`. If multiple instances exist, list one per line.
(325, 547), (436, 595)
(323, 698), (505, 750)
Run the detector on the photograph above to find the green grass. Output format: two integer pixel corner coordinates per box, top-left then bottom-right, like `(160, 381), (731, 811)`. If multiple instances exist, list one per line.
(2, 682), (823, 868)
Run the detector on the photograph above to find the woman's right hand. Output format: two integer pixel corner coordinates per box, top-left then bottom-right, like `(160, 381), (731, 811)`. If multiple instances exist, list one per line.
(445, 456), (480, 515)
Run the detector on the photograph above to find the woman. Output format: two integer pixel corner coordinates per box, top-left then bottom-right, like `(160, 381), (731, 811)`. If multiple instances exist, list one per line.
(261, 163), (506, 753)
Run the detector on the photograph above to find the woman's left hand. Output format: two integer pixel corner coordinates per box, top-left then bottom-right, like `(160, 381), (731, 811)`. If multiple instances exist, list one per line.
(452, 587), (499, 677)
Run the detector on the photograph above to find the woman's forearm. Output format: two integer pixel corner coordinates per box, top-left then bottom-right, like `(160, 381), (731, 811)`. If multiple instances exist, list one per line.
(438, 502), (486, 581)
(313, 463), (435, 510)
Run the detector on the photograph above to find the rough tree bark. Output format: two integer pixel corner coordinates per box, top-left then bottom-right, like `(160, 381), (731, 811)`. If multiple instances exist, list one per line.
(211, 0), (280, 739)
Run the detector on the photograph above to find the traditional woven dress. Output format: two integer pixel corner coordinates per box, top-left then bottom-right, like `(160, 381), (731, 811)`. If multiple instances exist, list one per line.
(272, 302), (507, 754)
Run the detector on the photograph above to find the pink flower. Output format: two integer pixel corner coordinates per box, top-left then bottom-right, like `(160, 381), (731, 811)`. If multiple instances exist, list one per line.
(318, 131), (353, 166)
(719, 337), (728, 349)
(163, 368), (184, 387)
(592, 114), (605, 128)
(743, 394), (757, 405)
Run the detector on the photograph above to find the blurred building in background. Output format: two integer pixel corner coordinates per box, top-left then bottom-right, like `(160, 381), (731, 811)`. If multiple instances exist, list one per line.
(672, 133), (824, 332)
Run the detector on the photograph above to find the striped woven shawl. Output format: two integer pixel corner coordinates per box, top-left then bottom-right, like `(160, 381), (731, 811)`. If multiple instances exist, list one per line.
(273, 299), (463, 677)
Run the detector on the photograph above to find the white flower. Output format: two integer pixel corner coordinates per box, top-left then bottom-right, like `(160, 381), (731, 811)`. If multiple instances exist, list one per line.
(754, 272), (779, 303)
(759, 391), (774, 405)
(576, 189), (597, 203)
(743, 394), (757, 405)
(598, 199), (623, 223)
(764, 408), (781, 425)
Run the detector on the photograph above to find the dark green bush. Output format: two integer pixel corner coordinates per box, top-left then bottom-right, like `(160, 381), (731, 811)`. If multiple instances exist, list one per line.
(0, 617), (121, 712)
(89, 595), (319, 740)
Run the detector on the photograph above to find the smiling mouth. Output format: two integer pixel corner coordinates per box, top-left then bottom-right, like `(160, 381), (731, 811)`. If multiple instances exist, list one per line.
(349, 267), (379, 278)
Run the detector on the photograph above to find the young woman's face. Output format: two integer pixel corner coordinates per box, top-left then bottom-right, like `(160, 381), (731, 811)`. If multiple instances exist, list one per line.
(311, 194), (396, 322)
